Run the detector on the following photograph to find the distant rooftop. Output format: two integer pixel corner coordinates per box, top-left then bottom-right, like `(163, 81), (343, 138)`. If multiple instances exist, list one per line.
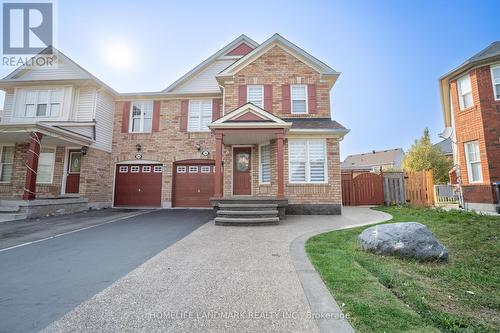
(433, 138), (453, 155)
(342, 148), (404, 169)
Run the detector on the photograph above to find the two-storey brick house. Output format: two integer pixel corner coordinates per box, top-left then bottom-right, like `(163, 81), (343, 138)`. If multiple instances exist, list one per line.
(439, 41), (500, 213)
(0, 34), (348, 222)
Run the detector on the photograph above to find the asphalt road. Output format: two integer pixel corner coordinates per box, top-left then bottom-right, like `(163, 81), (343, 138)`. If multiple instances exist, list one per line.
(0, 209), (213, 333)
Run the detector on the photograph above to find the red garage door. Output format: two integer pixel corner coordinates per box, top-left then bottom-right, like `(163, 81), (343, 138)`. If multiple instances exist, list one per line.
(173, 160), (215, 208)
(114, 164), (162, 207)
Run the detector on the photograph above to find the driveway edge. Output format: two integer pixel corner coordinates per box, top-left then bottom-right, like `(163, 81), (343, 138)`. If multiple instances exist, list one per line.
(290, 208), (393, 333)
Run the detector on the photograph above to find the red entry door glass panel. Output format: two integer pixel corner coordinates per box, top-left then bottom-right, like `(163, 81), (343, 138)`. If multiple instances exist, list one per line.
(65, 150), (81, 194)
(233, 147), (251, 195)
(114, 164), (162, 207)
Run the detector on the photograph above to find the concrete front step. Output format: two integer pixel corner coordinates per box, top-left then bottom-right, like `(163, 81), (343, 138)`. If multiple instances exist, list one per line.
(218, 203), (278, 210)
(217, 210), (278, 216)
(214, 216), (279, 226)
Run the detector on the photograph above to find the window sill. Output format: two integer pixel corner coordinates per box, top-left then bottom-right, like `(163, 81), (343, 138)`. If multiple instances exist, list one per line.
(128, 131), (153, 134)
(459, 105), (477, 113)
(287, 182), (329, 186)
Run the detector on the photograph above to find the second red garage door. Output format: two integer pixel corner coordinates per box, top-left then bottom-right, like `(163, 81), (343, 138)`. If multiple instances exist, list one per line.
(114, 164), (162, 207)
(173, 160), (215, 208)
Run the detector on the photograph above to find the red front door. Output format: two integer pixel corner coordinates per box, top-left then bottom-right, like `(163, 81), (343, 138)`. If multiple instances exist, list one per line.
(65, 150), (81, 194)
(233, 147), (251, 195)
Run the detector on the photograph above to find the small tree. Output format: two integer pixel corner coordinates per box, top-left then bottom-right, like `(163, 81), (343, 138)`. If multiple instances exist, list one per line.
(403, 128), (453, 184)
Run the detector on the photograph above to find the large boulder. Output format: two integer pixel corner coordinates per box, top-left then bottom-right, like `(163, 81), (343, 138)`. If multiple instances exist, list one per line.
(358, 222), (448, 261)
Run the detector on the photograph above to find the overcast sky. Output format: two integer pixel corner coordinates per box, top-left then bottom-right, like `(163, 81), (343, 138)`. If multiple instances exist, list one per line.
(1, 0), (498, 159)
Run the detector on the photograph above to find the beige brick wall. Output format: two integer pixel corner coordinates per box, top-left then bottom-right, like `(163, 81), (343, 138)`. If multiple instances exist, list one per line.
(222, 45), (331, 118)
(79, 147), (113, 204)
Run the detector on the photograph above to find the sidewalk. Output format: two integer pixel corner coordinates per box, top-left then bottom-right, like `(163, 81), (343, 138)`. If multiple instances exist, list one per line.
(43, 207), (391, 333)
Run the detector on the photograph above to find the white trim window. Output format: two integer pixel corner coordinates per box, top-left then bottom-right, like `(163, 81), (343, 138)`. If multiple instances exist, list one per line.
(37, 147), (55, 184)
(201, 166), (211, 173)
(130, 101), (153, 133)
(119, 166), (128, 173)
(188, 100), (212, 132)
(177, 166), (187, 173)
(0, 146), (14, 182)
(457, 74), (473, 110)
(247, 85), (264, 108)
(188, 166), (199, 173)
(464, 141), (483, 183)
(130, 166), (140, 173)
(259, 144), (271, 184)
(24, 89), (63, 118)
(491, 64), (500, 100)
(291, 85), (307, 114)
(142, 166), (151, 173)
(288, 140), (327, 183)
(154, 166), (163, 173)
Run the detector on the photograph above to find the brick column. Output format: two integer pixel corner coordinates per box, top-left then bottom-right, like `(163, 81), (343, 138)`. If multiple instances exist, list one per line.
(22, 132), (43, 200)
(276, 131), (285, 198)
(214, 132), (223, 198)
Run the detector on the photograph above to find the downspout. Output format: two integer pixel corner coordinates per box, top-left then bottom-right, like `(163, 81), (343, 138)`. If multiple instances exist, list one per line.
(218, 83), (225, 116)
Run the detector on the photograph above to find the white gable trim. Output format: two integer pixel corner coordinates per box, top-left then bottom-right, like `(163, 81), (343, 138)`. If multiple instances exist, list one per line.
(163, 35), (259, 93)
(211, 102), (290, 125)
(217, 34), (340, 78)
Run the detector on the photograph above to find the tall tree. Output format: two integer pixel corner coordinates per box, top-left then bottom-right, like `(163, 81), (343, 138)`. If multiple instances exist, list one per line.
(403, 128), (453, 184)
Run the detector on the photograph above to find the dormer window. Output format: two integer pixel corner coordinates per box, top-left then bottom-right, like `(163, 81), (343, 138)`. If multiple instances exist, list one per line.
(247, 85), (264, 108)
(291, 85), (307, 114)
(24, 89), (63, 117)
(457, 74), (473, 110)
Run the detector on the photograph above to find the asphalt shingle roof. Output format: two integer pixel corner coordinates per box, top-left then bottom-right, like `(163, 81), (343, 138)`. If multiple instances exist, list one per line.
(342, 148), (404, 169)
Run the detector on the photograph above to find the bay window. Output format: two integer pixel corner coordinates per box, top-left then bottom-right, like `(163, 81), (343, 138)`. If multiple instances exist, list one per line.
(464, 141), (482, 183)
(130, 101), (153, 133)
(288, 140), (327, 183)
(0, 146), (14, 182)
(457, 74), (473, 110)
(24, 89), (63, 117)
(491, 64), (500, 100)
(260, 144), (271, 184)
(37, 147), (55, 184)
(291, 85), (307, 114)
(247, 85), (264, 108)
(188, 100), (212, 132)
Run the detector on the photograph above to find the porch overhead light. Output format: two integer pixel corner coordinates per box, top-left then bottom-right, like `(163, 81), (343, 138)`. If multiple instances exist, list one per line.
(136, 144), (142, 152)
(80, 146), (88, 156)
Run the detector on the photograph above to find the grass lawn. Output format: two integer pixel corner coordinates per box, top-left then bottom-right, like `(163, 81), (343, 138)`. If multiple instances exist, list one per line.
(306, 206), (500, 333)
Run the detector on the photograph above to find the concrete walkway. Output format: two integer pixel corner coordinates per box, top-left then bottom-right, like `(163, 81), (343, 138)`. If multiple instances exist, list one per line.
(43, 207), (391, 333)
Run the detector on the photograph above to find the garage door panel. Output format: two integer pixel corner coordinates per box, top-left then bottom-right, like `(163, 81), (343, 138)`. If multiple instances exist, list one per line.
(114, 164), (162, 207)
(173, 162), (214, 208)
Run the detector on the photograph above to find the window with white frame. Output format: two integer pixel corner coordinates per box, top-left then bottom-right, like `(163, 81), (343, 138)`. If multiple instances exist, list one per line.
(247, 85), (264, 108)
(201, 166), (211, 173)
(189, 166), (198, 173)
(37, 147), (55, 184)
(457, 75), (473, 110)
(119, 166), (128, 173)
(0, 146), (14, 182)
(142, 166), (151, 173)
(260, 144), (271, 184)
(177, 166), (186, 173)
(154, 166), (163, 173)
(188, 100), (212, 132)
(130, 101), (153, 133)
(291, 85), (307, 114)
(130, 166), (140, 173)
(464, 141), (483, 183)
(491, 65), (500, 100)
(288, 140), (327, 183)
(24, 89), (63, 118)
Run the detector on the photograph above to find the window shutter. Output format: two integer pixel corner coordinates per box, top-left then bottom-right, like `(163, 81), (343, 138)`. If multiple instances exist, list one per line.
(212, 98), (222, 121)
(180, 100), (189, 132)
(307, 84), (317, 114)
(121, 101), (131, 133)
(264, 84), (273, 111)
(238, 85), (247, 106)
(282, 84), (291, 113)
(152, 101), (161, 132)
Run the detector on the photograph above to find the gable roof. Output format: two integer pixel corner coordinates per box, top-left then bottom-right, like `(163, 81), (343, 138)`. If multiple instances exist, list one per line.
(342, 148), (404, 169)
(433, 138), (453, 155)
(439, 41), (500, 127)
(163, 35), (259, 93)
(1, 46), (117, 95)
(209, 102), (292, 129)
(217, 33), (340, 87)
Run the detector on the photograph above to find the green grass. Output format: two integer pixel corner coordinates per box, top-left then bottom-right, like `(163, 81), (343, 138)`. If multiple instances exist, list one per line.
(305, 206), (500, 333)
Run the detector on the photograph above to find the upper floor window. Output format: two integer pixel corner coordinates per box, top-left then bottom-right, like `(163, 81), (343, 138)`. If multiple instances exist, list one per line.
(464, 141), (482, 183)
(0, 146), (14, 182)
(247, 85), (264, 108)
(24, 89), (63, 117)
(130, 101), (153, 133)
(457, 74), (473, 110)
(491, 64), (500, 100)
(291, 85), (307, 114)
(188, 100), (212, 132)
(288, 140), (327, 183)
(37, 147), (55, 184)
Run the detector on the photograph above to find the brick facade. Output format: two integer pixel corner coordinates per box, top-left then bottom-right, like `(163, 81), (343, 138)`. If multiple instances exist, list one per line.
(450, 64), (500, 206)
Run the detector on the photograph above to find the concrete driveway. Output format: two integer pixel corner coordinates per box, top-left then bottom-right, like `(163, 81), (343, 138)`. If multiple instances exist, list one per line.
(42, 207), (391, 333)
(0, 209), (213, 333)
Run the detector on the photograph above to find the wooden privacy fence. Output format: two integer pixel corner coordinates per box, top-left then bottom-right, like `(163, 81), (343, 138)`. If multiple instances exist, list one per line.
(342, 172), (384, 206)
(404, 171), (435, 206)
(383, 172), (406, 205)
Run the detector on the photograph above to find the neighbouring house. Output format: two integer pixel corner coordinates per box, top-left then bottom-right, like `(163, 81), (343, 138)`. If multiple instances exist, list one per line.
(439, 41), (500, 213)
(0, 34), (349, 221)
(341, 148), (404, 175)
(433, 138), (453, 159)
